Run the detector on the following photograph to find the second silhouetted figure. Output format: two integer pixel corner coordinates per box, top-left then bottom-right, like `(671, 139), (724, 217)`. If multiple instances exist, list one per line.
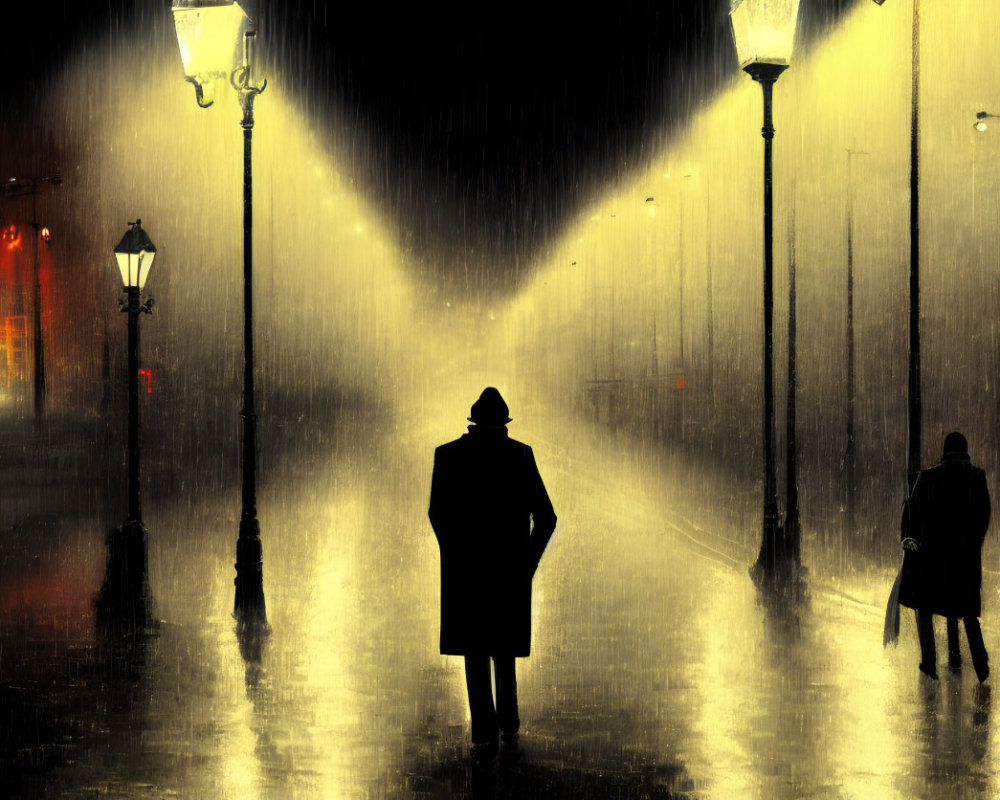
(429, 387), (557, 752)
(900, 431), (991, 682)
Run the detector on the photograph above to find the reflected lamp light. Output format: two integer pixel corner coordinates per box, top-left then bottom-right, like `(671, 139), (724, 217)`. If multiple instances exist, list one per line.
(114, 220), (156, 291)
(172, 0), (252, 108)
(730, 0), (801, 70)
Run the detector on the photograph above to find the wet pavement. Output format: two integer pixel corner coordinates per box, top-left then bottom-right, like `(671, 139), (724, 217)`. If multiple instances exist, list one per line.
(2, 414), (1000, 799)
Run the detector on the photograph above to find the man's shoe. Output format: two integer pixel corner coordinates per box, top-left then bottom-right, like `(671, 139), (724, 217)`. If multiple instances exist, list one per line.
(974, 661), (990, 684)
(919, 662), (939, 680)
(949, 652), (962, 671)
(471, 738), (499, 761)
(499, 732), (522, 762)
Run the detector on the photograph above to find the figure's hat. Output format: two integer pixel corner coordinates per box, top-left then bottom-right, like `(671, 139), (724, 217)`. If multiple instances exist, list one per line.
(468, 387), (512, 426)
(943, 431), (968, 457)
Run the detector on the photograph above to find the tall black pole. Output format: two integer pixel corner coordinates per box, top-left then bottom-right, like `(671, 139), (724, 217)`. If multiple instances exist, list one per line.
(785, 207), (800, 566)
(6, 175), (60, 417)
(126, 287), (142, 525)
(846, 175), (857, 531)
(705, 184), (715, 421)
(678, 192), (686, 445)
(97, 266), (151, 636)
(748, 62), (788, 580)
(907, 0), (921, 493)
(233, 31), (266, 625)
(31, 187), (45, 419)
(845, 149), (869, 533)
(121, 284), (150, 630)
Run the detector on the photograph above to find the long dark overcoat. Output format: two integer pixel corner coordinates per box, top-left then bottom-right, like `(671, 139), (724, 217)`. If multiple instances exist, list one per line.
(428, 426), (557, 657)
(899, 454), (991, 617)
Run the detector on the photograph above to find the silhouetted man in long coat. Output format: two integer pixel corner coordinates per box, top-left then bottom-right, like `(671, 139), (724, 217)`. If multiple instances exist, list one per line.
(900, 431), (991, 681)
(429, 387), (557, 750)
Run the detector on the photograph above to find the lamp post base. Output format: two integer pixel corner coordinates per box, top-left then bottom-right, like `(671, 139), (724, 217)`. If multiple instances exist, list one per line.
(751, 513), (805, 591)
(96, 518), (152, 636)
(234, 519), (267, 626)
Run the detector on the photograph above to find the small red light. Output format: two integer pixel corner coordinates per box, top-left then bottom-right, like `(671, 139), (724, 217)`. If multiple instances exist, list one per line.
(2, 224), (21, 251)
(138, 369), (153, 394)
(676, 375), (687, 390)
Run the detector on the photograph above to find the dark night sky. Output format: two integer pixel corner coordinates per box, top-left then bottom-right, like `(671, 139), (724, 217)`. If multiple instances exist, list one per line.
(5, 0), (855, 293)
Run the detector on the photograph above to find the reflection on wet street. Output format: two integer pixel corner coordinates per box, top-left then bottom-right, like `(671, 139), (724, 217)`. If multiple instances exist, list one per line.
(2, 417), (1000, 799)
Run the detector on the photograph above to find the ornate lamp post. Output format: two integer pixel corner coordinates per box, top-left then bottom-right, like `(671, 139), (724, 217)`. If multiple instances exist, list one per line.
(172, 0), (267, 625)
(729, 0), (801, 582)
(99, 219), (156, 634)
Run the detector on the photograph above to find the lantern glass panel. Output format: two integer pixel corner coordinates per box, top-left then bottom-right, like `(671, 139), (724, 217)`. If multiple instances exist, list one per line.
(114, 223), (156, 290)
(172, 1), (250, 85)
(730, 0), (801, 68)
(116, 250), (155, 290)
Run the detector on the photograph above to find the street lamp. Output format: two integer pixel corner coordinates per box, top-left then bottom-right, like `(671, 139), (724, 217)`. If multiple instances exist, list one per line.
(975, 111), (999, 132)
(99, 219), (155, 634)
(172, 0), (267, 626)
(730, 0), (801, 583)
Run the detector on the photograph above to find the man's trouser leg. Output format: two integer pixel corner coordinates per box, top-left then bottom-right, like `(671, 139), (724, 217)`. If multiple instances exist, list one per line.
(464, 655), (498, 745)
(947, 617), (962, 668)
(493, 655), (520, 737)
(964, 616), (990, 683)
(915, 609), (937, 677)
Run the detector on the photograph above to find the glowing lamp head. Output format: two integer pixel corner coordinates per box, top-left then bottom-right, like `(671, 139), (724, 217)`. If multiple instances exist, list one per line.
(730, 0), (801, 70)
(114, 220), (156, 291)
(172, 0), (252, 107)
(977, 121), (989, 132)
(40, 227), (51, 243)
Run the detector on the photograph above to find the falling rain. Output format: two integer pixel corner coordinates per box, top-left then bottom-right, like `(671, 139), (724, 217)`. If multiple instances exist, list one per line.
(2, 0), (1000, 798)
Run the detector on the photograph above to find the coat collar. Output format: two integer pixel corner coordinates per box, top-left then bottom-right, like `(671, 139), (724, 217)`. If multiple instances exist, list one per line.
(466, 424), (509, 438)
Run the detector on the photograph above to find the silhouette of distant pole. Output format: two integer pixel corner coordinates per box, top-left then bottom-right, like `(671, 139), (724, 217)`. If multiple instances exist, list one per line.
(785, 209), (800, 564)
(705, 184), (715, 420)
(845, 149), (869, 531)
(872, 0), (921, 492)
(5, 174), (61, 418)
(31, 191), (44, 419)
(906, 0), (921, 493)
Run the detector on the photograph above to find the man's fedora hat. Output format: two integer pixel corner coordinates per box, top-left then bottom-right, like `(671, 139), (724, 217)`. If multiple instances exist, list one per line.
(469, 387), (513, 426)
